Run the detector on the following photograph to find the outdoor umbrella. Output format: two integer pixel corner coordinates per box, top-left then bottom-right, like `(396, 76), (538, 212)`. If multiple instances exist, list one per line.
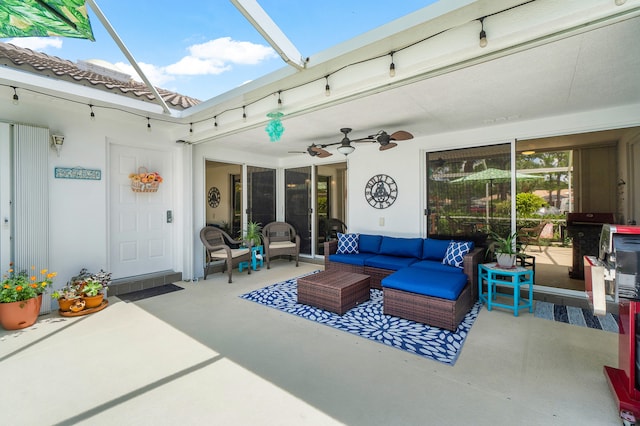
(0, 0), (95, 40)
(451, 168), (539, 225)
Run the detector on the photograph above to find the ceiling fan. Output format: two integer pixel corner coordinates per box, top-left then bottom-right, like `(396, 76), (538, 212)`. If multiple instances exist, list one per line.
(290, 127), (414, 157)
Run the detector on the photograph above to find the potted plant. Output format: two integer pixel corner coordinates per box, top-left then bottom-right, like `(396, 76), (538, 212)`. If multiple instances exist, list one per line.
(243, 221), (263, 248)
(0, 263), (56, 330)
(70, 268), (111, 310)
(486, 230), (520, 268)
(51, 282), (82, 312)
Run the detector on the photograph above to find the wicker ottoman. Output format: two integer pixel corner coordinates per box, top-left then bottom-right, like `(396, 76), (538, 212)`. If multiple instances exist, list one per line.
(297, 270), (370, 315)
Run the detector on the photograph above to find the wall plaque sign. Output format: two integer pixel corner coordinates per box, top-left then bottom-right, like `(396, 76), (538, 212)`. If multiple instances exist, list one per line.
(54, 167), (101, 180)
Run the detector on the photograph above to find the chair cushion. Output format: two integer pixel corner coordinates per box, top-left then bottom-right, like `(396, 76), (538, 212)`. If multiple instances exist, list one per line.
(379, 236), (423, 258)
(358, 234), (382, 253)
(442, 241), (474, 268)
(269, 241), (296, 249)
(381, 268), (468, 301)
(337, 233), (359, 254)
(421, 238), (452, 260)
(364, 255), (418, 270)
(411, 260), (464, 274)
(329, 253), (376, 266)
(209, 248), (250, 259)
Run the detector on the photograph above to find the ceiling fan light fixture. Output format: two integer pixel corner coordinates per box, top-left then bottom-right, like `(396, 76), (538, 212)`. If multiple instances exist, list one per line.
(337, 144), (355, 156)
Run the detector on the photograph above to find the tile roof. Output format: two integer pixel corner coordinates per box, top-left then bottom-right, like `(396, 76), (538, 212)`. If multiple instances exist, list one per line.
(0, 42), (201, 110)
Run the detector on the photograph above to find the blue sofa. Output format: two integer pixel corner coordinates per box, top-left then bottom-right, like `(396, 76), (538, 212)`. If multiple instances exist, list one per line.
(323, 234), (484, 330)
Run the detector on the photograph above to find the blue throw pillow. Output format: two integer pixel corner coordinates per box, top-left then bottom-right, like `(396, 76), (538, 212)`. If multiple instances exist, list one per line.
(337, 233), (359, 254)
(442, 241), (473, 268)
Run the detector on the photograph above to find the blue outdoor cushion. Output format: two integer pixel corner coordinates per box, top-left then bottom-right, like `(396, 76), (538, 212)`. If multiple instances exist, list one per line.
(411, 260), (464, 274)
(421, 238), (452, 261)
(364, 255), (418, 270)
(336, 232), (359, 254)
(358, 234), (382, 254)
(442, 241), (475, 269)
(381, 268), (468, 301)
(328, 253), (376, 266)
(379, 236), (423, 258)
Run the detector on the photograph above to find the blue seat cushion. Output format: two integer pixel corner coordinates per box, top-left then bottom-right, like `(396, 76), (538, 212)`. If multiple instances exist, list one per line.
(364, 255), (418, 270)
(381, 268), (468, 301)
(379, 236), (423, 258)
(421, 238), (452, 260)
(411, 260), (464, 274)
(359, 234), (382, 254)
(328, 253), (376, 267)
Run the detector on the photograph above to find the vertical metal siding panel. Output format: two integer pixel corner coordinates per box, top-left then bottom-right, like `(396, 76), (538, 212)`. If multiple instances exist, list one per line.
(14, 125), (50, 314)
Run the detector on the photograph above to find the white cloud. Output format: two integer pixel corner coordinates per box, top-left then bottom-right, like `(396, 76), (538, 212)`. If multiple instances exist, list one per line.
(7, 37), (62, 50)
(122, 37), (276, 87)
(114, 61), (175, 87)
(165, 56), (231, 76)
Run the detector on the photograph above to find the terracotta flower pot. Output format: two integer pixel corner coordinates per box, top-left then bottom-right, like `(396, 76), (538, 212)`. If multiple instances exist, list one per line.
(83, 293), (104, 309)
(58, 297), (75, 312)
(0, 295), (42, 330)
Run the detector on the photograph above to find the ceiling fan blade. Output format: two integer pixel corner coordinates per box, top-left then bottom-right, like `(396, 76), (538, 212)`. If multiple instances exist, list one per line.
(379, 142), (398, 151)
(309, 145), (332, 157)
(389, 130), (413, 141)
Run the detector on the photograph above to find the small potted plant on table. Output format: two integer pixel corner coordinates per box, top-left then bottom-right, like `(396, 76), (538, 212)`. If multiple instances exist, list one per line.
(487, 230), (520, 268)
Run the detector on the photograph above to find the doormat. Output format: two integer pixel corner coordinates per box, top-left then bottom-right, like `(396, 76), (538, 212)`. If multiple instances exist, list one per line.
(240, 273), (480, 366)
(119, 284), (184, 303)
(534, 301), (618, 333)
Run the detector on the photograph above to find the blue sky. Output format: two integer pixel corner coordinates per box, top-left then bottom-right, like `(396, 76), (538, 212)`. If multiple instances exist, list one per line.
(5, 0), (437, 101)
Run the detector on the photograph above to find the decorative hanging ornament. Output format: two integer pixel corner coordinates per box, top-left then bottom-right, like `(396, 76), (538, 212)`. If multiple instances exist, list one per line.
(265, 111), (284, 142)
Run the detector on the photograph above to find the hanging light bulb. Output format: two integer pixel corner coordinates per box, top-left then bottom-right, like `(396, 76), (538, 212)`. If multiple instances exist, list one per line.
(325, 76), (331, 97)
(89, 104), (96, 121)
(11, 86), (19, 105)
(389, 52), (396, 77)
(214, 116), (218, 130)
(277, 91), (283, 109)
(147, 117), (151, 131)
(189, 122), (193, 133)
(242, 106), (247, 122)
(479, 17), (488, 48)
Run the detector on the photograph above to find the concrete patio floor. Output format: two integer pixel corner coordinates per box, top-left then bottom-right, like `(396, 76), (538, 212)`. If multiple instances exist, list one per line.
(0, 260), (622, 425)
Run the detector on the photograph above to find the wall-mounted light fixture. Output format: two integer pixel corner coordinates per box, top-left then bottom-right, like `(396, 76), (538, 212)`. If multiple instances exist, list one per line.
(521, 150), (536, 155)
(50, 134), (64, 157)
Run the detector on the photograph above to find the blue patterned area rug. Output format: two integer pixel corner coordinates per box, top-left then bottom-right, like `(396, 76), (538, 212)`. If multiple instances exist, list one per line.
(534, 301), (619, 333)
(240, 273), (481, 366)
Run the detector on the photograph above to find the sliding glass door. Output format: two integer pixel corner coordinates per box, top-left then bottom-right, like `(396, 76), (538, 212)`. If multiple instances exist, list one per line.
(285, 167), (312, 255)
(247, 166), (276, 227)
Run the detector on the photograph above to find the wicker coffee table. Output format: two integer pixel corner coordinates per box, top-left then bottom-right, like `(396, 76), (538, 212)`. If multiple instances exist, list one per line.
(297, 270), (371, 315)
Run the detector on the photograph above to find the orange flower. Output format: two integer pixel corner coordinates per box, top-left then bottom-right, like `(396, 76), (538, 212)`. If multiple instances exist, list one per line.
(31, 275), (37, 281)
(41, 269), (48, 274)
(16, 285), (23, 291)
(30, 283), (37, 289)
(3, 284), (9, 289)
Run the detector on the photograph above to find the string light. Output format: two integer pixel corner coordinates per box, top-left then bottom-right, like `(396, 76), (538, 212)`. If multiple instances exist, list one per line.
(389, 52), (396, 77)
(277, 91), (282, 109)
(214, 115), (218, 130)
(325, 75), (331, 97)
(189, 122), (193, 133)
(146, 117), (151, 131)
(242, 106), (247, 122)
(89, 104), (96, 120)
(479, 17), (488, 48)
(11, 86), (19, 105)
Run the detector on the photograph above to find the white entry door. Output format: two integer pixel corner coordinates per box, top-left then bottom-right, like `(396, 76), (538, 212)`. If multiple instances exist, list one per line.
(109, 143), (173, 279)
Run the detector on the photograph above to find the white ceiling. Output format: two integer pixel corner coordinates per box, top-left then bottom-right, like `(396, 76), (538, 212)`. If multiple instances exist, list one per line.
(187, 3), (640, 160)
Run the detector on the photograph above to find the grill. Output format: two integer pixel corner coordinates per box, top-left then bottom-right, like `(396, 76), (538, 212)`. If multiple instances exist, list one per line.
(566, 212), (615, 279)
